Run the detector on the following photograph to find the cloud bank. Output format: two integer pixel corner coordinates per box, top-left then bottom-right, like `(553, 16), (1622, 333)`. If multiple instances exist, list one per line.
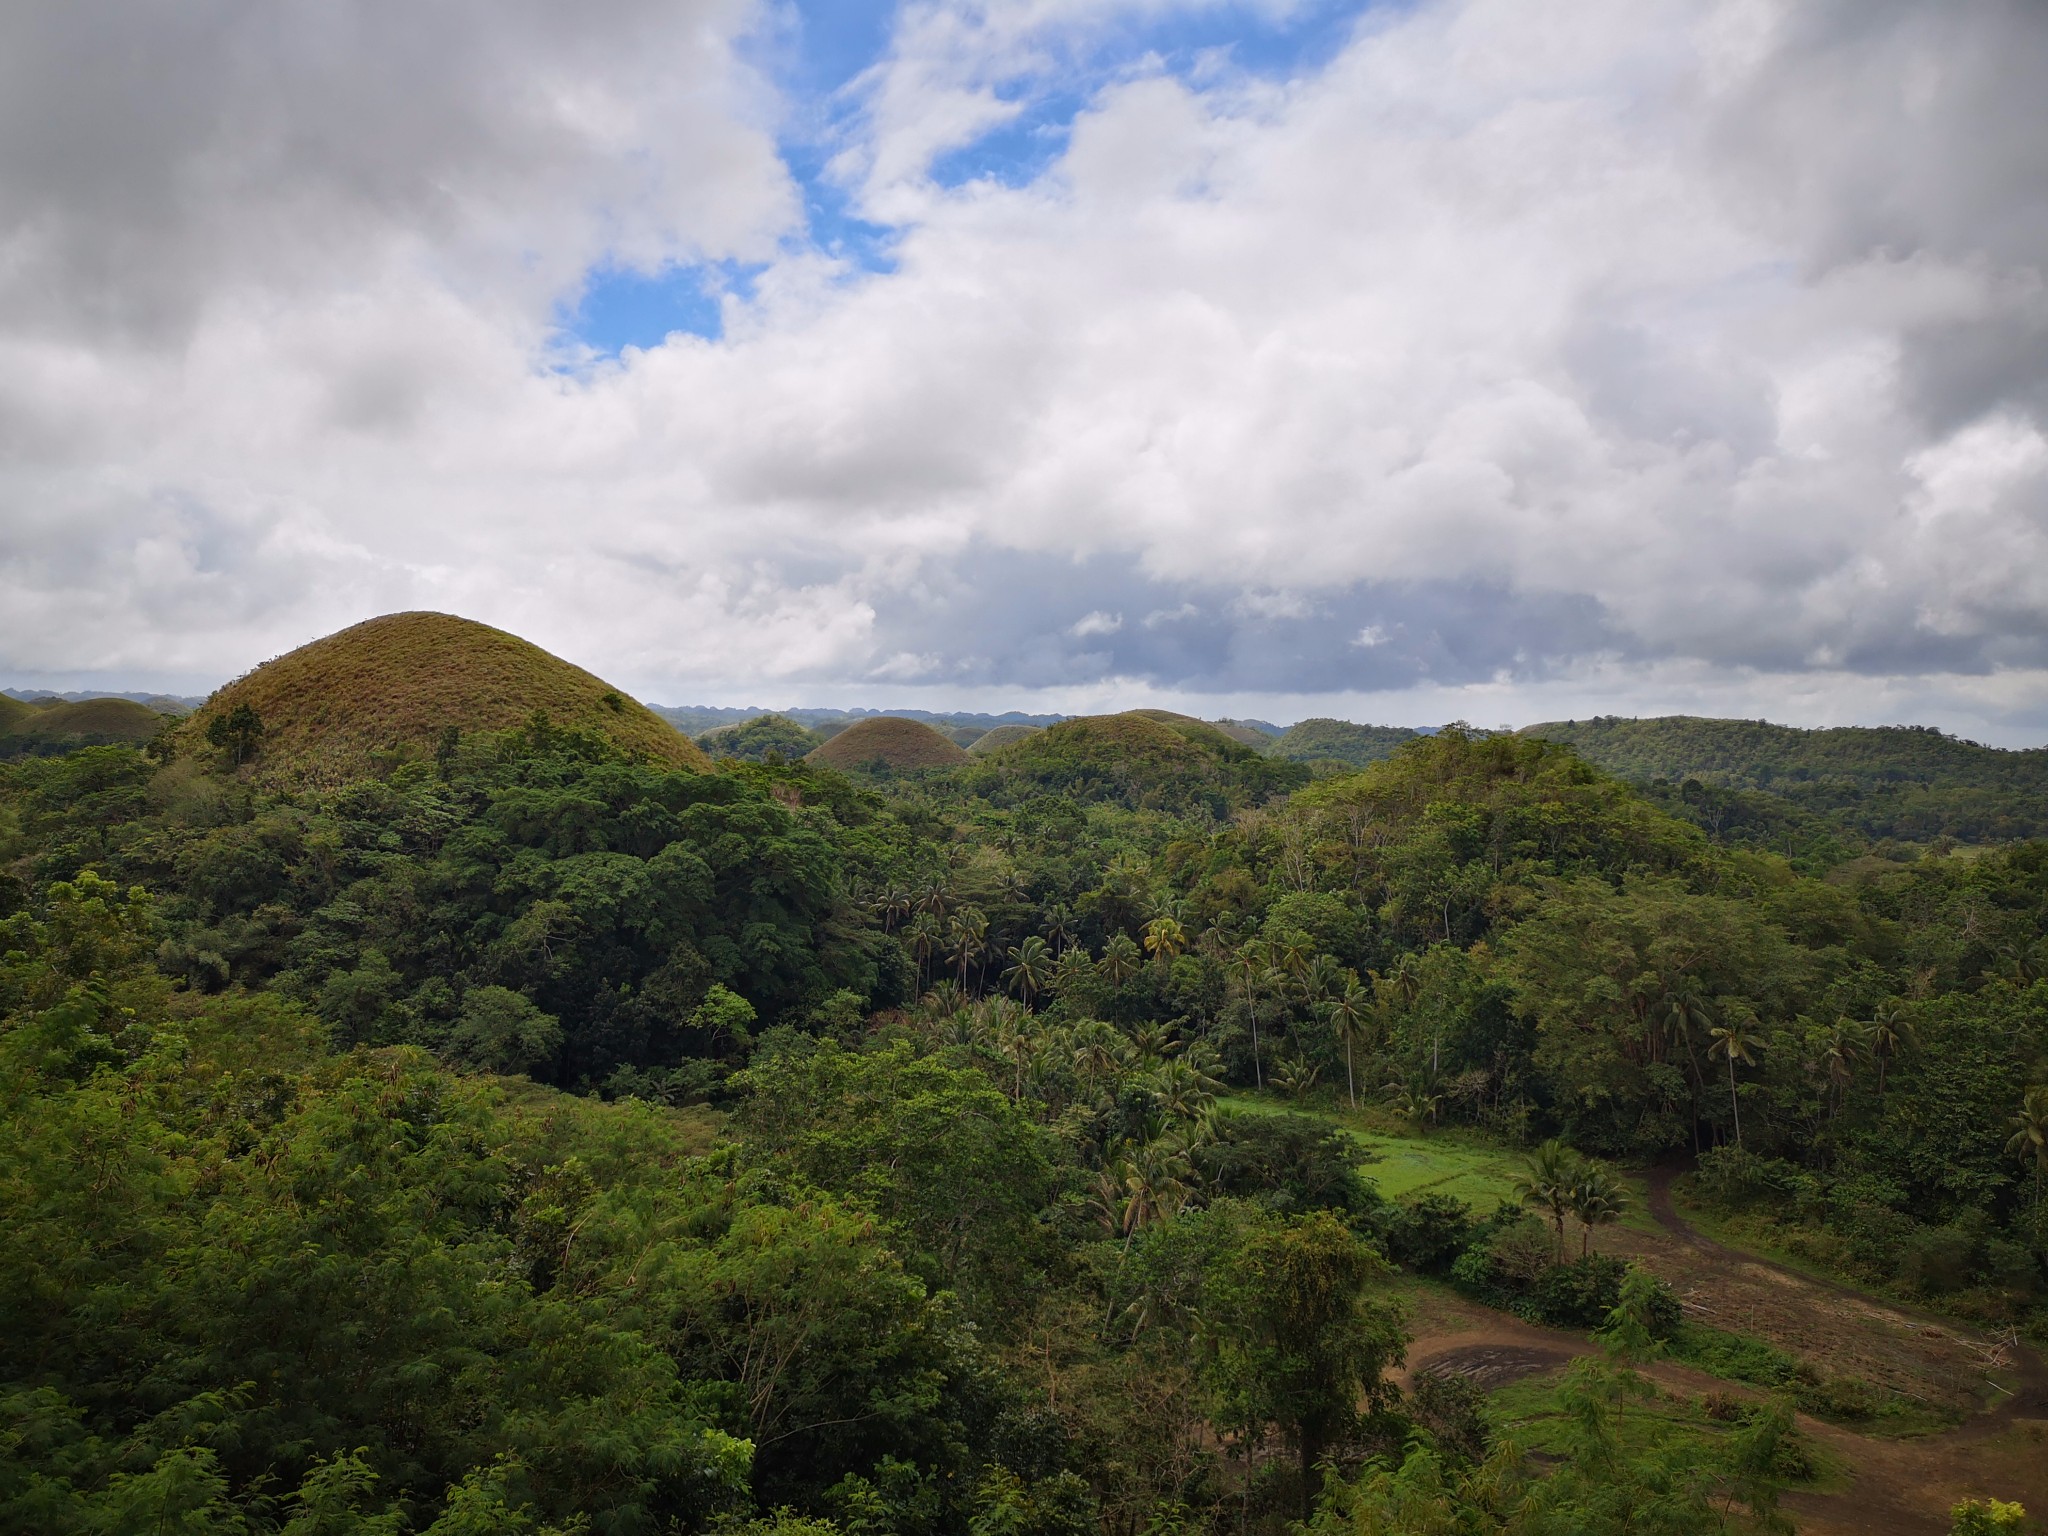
(3, 0), (2047, 739)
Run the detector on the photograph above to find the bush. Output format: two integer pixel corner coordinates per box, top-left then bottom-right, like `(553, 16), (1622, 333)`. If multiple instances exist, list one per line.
(1409, 1369), (1489, 1463)
(1530, 1255), (1631, 1329)
(1691, 1146), (1807, 1211)
(1379, 1195), (1479, 1275)
(1949, 1499), (2027, 1536)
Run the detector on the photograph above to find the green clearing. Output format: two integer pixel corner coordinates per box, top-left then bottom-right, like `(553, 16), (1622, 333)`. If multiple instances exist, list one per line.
(1218, 1092), (1528, 1208)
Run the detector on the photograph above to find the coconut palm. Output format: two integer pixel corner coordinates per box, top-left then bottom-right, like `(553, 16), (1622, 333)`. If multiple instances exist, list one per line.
(1143, 915), (1188, 967)
(1326, 976), (1372, 1110)
(1044, 904), (1079, 955)
(1273, 1053), (1320, 1100)
(1708, 1020), (1767, 1146)
(1867, 1001), (1916, 1104)
(1516, 1138), (1583, 1263)
(950, 907), (989, 991)
(1567, 1163), (1628, 1257)
(1819, 1016), (1870, 1121)
(1228, 943), (1268, 1089)
(1099, 932), (1143, 990)
(906, 912), (943, 991)
(2007, 1086), (2048, 1212)
(1003, 934), (1053, 1006)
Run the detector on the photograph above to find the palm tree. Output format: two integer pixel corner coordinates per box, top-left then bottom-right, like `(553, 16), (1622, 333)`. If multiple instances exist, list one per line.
(1004, 934), (1053, 1007)
(1099, 932), (1143, 990)
(1274, 936), (1313, 987)
(1867, 1001), (1915, 1104)
(1385, 1076), (1443, 1131)
(1327, 977), (1371, 1110)
(1819, 1017), (1869, 1122)
(1273, 1053), (1320, 1100)
(950, 907), (989, 991)
(1708, 1021), (1767, 1146)
(1143, 915), (1188, 967)
(2008, 1086), (2048, 1213)
(1228, 943), (1267, 1089)
(1516, 1139), (1582, 1263)
(1044, 904), (1079, 955)
(1567, 1163), (1627, 1257)
(906, 912), (943, 991)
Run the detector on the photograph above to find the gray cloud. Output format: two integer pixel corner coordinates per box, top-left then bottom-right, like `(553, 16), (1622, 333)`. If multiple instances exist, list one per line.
(3, 0), (2048, 742)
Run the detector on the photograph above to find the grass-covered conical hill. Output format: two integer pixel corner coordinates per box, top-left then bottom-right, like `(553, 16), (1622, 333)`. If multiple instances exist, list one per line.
(972, 710), (1306, 809)
(1, 695), (168, 757)
(806, 715), (970, 770)
(178, 612), (710, 787)
(966, 723), (1041, 756)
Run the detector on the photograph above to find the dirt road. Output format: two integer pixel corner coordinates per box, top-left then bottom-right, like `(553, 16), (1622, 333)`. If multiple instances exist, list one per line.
(1397, 1175), (2048, 1535)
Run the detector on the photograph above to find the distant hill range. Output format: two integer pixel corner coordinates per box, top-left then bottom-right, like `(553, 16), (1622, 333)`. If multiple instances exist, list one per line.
(4, 687), (202, 714)
(1523, 715), (2048, 846)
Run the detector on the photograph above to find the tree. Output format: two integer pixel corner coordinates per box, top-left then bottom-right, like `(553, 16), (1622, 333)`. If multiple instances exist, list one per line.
(1515, 1139), (1581, 1263)
(1099, 931), (1143, 991)
(1568, 1162), (1627, 1257)
(1228, 944), (1267, 1089)
(2007, 1086), (2048, 1212)
(205, 703), (265, 767)
(1143, 915), (1188, 967)
(1327, 978), (1372, 1110)
(1206, 1209), (1403, 1516)
(1708, 1021), (1767, 1147)
(1819, 1016), (1869, 1122)
(1868, 1000), (1916, 1104)
(951, 907), (989, 991)
(1004, 934), (1053, 1006)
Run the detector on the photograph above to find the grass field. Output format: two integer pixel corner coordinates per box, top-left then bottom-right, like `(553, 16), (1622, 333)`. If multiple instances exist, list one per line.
(1218, 1092), (1661, 1231)
(1219, 1092), (1530, 1209)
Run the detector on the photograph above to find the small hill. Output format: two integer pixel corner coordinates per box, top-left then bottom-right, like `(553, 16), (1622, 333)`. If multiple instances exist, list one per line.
(1273, 718), (1423, 770)
(178, 612), (710, 787)
(695, 713), (822, 763)
(974, 710), (1306, 809)
(967, 723), (1042, 756)
(0, 696), (168, 757)
(806, 716), (970, 770)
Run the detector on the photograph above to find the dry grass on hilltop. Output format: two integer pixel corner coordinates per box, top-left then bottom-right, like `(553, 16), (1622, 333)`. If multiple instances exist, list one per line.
(806, 716), (970, 770)
(177, 611), (710, 787)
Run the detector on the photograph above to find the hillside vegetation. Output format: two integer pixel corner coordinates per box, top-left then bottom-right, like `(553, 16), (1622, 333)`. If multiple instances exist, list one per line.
(177, 612), (709, 786)
(964, 709), (1308, 812)
(1525, 714), (2048, 844)
(1272, 717), (1422, 770)
(695, 713), (821, 762)
(5, 627), (2046, 1534)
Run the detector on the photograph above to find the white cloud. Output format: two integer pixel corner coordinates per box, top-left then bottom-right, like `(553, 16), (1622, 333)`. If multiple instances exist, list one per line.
(1069, 609), (1124, 636)
(3, 0), (2048, 739)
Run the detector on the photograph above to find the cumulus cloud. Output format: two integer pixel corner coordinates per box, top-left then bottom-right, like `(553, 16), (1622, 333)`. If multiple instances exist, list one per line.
(2, 0), (2048, 743)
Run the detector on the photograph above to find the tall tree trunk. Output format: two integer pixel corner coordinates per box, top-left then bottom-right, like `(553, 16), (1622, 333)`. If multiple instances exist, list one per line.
(1345, 1040), (1356, 1109)
(1728, 1057), (1742, 1146)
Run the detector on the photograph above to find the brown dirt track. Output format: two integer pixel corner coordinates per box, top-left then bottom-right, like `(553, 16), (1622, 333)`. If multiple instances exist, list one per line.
(1396, 1175), (2048, 1535)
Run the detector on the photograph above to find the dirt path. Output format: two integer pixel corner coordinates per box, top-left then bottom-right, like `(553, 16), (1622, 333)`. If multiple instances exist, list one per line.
(1400, 1174), (2048, 1535)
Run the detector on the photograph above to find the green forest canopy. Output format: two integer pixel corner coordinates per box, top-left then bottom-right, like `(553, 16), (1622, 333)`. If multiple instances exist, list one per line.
(3, 638), (2045, 1534)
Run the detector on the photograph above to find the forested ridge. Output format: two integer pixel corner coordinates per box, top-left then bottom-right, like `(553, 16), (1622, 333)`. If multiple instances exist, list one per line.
(3, 659), (2045, 1533)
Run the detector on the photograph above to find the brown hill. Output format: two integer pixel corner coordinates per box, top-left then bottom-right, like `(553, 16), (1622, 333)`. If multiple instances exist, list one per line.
(806, 716), (970, 770)
(177, 612), (710, 787)
(0, 695), (168, 756)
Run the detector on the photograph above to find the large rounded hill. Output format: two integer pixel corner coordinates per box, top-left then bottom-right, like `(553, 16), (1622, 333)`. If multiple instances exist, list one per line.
(180, 612), (710, 787)
(806, 716), (969, 770)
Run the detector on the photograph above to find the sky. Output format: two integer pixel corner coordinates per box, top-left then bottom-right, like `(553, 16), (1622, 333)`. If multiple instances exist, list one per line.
(4, 1), (2048, 741)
